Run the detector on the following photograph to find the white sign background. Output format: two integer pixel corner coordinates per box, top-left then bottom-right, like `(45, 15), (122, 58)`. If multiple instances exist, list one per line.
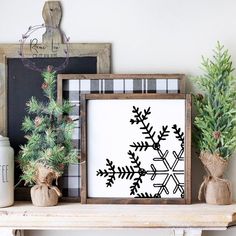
(87, 99), (185, 198)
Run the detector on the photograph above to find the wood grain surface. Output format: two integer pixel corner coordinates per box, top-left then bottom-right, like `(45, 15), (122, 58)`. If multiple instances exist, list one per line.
(0, 202), (235, 229)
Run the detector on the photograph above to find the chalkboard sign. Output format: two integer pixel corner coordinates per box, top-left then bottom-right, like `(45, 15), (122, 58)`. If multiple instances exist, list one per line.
(7, 57), (97, 153)
(0, 42), (111, 201)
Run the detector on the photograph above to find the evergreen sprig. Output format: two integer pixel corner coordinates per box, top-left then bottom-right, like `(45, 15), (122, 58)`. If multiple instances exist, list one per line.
(193, 42), (236, 159)
(19, 66), (78, 185)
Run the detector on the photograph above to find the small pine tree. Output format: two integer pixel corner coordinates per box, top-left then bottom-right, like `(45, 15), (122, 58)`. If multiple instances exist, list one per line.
(19, 66), (78, 185)
(193, 42), (236, 159)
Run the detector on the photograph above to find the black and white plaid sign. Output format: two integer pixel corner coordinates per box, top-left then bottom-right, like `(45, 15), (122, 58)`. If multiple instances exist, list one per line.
(61, 75), (184, 198)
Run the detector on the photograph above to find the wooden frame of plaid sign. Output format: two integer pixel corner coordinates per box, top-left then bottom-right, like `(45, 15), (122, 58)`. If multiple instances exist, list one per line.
(57, 73), (185, 201)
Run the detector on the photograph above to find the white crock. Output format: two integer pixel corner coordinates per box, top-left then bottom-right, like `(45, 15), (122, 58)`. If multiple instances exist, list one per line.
(0, 135), (14, 207)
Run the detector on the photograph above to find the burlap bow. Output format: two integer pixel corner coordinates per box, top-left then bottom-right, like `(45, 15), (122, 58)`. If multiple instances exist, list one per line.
(35, 164), (62, 197)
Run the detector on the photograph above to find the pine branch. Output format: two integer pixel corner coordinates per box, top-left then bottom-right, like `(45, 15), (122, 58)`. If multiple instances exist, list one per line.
(22, 116), (35, 132)
(26, 97), (44, 115)
(193, 42), (236, 159)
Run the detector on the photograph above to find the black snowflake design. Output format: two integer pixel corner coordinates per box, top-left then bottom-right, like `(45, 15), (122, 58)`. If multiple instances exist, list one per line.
(97, 150), (166, 196)
(96, 106), (185, 198)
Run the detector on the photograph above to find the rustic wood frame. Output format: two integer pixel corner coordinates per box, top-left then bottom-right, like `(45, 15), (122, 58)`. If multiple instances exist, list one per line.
(0, 43), (111, 136)
(57, 73), (186, 155)
(57, 73), (185, 202)
(57, 73), (186, 104)
(80, 93), (192, 204)
(0, 43), (111, 200)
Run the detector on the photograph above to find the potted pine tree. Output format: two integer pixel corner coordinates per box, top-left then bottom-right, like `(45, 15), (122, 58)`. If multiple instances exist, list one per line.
(193, 42), (236, 205)
(18, 66), (78, 207)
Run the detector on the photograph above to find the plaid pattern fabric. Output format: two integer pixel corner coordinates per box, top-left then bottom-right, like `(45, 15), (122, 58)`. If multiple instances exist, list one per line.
(62, 77), (180, 198)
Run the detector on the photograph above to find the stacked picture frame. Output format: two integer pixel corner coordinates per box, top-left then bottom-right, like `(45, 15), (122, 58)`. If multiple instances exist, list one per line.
(0, 43), (111, 200)
(57, 74), (191, 204)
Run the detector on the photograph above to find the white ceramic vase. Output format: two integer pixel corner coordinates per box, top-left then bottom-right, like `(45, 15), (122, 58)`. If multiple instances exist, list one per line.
(0, 135), (14, 207)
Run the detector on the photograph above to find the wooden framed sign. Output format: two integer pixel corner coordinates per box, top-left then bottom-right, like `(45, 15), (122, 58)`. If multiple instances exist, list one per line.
(0, 1), (111, 201)
(0, 43), (111, 201)
(0, 43), (111, 146)
(57, 73), (185, 200)
(57, 73), (185, 154)
(81, 93), (191, 204)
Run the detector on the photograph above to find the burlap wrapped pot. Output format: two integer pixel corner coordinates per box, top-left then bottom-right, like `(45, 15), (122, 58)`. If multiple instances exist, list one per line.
(31, 164), (62, 207)
(198, 151), (232, 205)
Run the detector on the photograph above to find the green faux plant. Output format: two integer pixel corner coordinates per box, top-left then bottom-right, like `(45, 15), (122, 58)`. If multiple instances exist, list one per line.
(18, 66), (78, 185)
(193, 42), (236, 160)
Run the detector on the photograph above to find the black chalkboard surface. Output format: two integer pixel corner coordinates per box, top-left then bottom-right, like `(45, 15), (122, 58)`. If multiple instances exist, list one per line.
(7, 57), (97, 153)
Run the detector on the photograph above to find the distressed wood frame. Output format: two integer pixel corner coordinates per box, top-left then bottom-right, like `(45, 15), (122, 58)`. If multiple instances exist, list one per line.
(57, 73), (185, 202)
(0, 43), (111, 200)
(80, 93), (192, 204)
(0, 43), (111, 136)
(57, 73), (186, 155)
(57, 73), (186, 104)
(57, 74), (185, 151)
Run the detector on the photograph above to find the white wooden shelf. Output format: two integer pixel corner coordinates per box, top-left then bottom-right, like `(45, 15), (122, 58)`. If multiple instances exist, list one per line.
(0, 201), (236, 236)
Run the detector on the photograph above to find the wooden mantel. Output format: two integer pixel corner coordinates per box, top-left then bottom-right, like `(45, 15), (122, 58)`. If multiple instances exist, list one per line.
(0, 202), (236, 236)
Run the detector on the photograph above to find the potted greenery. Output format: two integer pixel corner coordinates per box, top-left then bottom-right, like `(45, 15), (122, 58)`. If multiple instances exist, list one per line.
(18, 66), (78, 207)
(193, 42), (236, 205)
